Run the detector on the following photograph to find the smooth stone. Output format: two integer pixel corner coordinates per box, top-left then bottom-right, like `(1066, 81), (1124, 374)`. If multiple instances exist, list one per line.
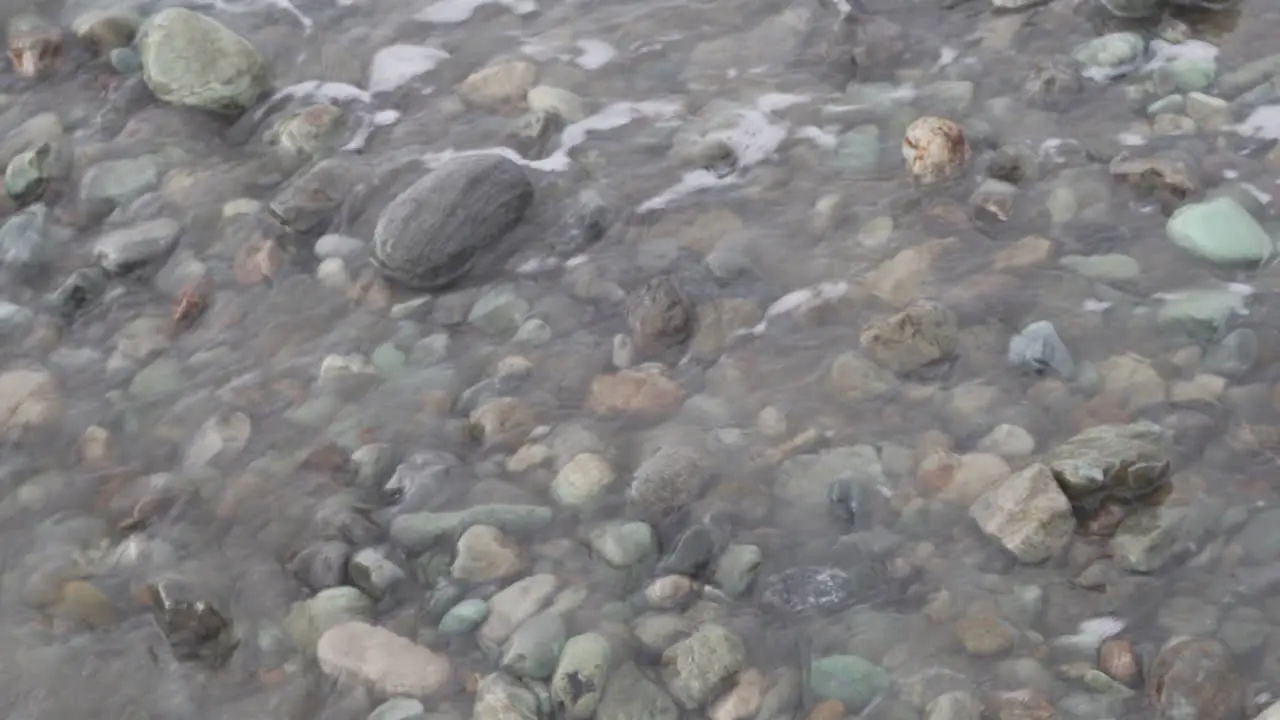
(1156, 289), (1247, 340)
(136, 8), (268, 112)
(316, 620), (452, 696)
(712, 544), (763, 598)
(1007, 320), (1075, 378)
(551, 632), (612, 719)
(94, 218), (181, 274)
(368, 697), (426, 720)
(1167, 197), (1273, 266)
(1072, 33), (1146, 80)
(438, 598), (489, 634)
(501, 610), (566, 680)
(808, 655), (893, 713)
(1059, 254), (1140, 281)
(390, 504), (553, 553)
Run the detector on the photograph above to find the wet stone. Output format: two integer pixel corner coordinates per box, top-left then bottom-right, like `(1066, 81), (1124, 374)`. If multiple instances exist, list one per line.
(713, 544), (763, 598)
(0, 203), (50, 270)
(94, 218), (181, 274)
(661, 622), (745, 709)
(373, 155), (534, 291)
(860, 299), (960, 375)
(368, 697), (426, 720)
(808, 655), (892, 713)
(627, 275), (695, 359)
(1045, 421), (1171, 508)
(969, 463), (1074, 564)
(348, 547), (407, 600)
(1007, 320), (1075, 378)
(501, 610), (566, 680)
(628, 447), (711, 523)
(1149, 637), (1241, 720)
(147, 581), (237, 667)
(757, 565), (860, 615)
(552, 631), (612, 719)
(1167, 196), (1273, 266)
(289, 540), (352, 591)
(438, 597), (489, 634)
(317, 620), (452, 697)
(137, 8), (268, 112)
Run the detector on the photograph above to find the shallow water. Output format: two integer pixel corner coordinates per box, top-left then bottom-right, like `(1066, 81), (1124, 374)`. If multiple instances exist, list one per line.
(1, 0), (1280, 717)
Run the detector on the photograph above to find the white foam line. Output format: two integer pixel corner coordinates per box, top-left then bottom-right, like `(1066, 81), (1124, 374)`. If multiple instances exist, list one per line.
(422, 99), (685, 173)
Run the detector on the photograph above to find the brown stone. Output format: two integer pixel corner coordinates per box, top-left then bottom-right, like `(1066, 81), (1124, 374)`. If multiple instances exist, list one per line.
(806, 699), (846, 720)
(1149, 637), (1240, 720)
(1099, 637), (1141, 687)
(586, 367), (684, 414)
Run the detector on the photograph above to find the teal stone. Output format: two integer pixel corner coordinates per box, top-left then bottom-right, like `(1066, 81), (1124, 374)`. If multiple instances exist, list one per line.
(835, 125), (881, 179)
(1157, 289), (1248, 340)
(370, 342), (407, 377)
(438, 598), (490, 634)
(1167, 196), (1273, 266)
(807, 654), (892, 713)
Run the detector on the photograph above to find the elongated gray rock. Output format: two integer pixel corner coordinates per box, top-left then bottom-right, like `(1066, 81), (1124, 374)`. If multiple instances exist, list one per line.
(372, 155), (534, 290)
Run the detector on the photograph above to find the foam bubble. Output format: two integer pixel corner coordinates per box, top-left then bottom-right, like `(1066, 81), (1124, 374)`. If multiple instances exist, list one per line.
(368, 45), (450, 95)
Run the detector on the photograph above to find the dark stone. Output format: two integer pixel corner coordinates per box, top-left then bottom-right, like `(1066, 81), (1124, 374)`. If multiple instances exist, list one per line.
(372, 155), (534, 291)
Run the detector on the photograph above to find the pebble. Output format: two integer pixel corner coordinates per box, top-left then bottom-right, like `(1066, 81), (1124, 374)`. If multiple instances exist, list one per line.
(662, 623), (746, 709)
(551, 452), (616, 507)
(1167, 197), (1273, 265)
(452, 524), (526, 582)
(501, 609), (566, 679)
(316, 620), (452, 696)
(438, 598), (490, 634)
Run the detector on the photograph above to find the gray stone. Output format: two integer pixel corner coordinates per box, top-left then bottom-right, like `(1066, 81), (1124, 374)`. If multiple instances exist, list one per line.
(469, 285), (531, 335)
(596, 661), (679, 720)
(316, 621), (452, 697)
(390, 504), (554, 553)
(501, 610), (566, 680)
(439, 598), (489, 634)
(1008, 320), (1075, 378)
(0, 203), (48, 268)
(661, 623), (745, 709)
(472, 672), (540, 720)
(94, 219), (181, 274)
(1072, 33), (1146, 81)
(808, 654), (892, 713)
(713, 544), (762, 598)
(368, 698), (425, 720)
(552, 632), (612, 719)
(373, 155), (534, 291)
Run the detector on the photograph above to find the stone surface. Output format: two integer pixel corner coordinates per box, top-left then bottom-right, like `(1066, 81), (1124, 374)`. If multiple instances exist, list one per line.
(137, 8), (267, 112)
(661, 623), (746, 709)
(315, 620), (452, 696)
(373, 155), (534, 290)
(969, 463), (1074, 564)
(1167, 196), (1273, 266)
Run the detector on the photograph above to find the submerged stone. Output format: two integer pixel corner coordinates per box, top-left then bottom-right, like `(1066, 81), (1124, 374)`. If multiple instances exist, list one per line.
(1167, 196), (1273, 266)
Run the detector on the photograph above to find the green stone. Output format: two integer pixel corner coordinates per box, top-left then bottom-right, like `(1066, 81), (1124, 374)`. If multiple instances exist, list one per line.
(1157, 289), (1247, 340)
(128, 357), (185, 398)
(808, 654), (892, 712)
(1167, 196), (1273, 265)
(438, 598), (489, 634)
(370, 342), (407, 376)
(137, 8), (267, 113)
(835, 125), (881, 179)
(4, 143), (50, 203)
(1154, 59), (1216, 94)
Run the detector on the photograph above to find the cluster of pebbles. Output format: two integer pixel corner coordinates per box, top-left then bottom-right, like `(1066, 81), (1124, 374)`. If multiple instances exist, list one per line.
(3, 0), (1280, 718)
